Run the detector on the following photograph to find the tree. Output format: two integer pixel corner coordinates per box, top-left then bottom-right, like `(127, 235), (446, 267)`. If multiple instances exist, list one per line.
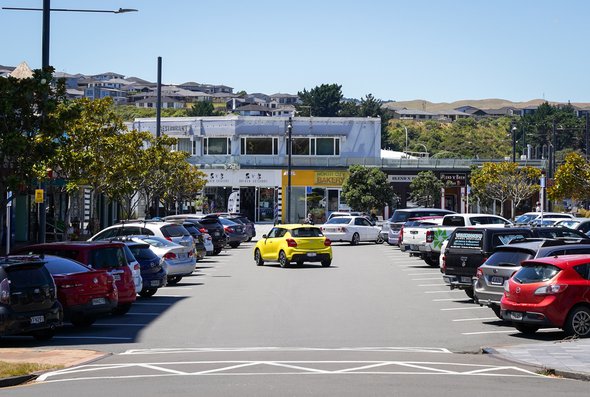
(548, 152), (590, 202)
(359, 94), (382, 117)
(341, 165), (396, 213)
(297, 83), (343, 117)
(187, 100), (216, 117)
(409, 171), (445, 207)
(506, 166), (541, 219)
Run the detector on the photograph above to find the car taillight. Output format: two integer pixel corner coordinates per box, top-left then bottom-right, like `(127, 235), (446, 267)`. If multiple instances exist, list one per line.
(426, 230), (433, 243)
(442, 256), (447, 273)
(534, 284), (567, 295)
(399, 226), (404, 241)
(286, 238), (297, 248)
(199, 228), (207, 233)
(188, 250), (193, 257)
(339, 227), (348, 233)
(324, 238), (332, 246)
(164, 252), (177, 260)
(476, 267), (483, 279)
(165, 237), (172, 242)
(225, 226), (235, 233)
(0, 278), (10, 304)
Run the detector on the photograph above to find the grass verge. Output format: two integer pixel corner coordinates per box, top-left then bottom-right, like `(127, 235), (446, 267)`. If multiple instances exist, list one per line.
(0, 361), (63, 378)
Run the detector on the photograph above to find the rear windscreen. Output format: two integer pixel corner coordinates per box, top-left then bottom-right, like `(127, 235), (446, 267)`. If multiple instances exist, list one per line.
(44, 258), (90, 274)
(7, 266), (53, 287)
(514, 264), (560, 283)
(161, 225), (190, 238)
(485, 250), (533, 267)
(449, 231), (483, 249)
(88, 247), (127, 269)
(492, 233), (529, 247)
(291, 228), (324, 237)
(393, 210), (449, 223)
(129, 246), (159, 261)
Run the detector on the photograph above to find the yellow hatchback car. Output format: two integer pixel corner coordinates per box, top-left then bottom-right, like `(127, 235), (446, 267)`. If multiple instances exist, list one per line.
(254, 224), (333, 268)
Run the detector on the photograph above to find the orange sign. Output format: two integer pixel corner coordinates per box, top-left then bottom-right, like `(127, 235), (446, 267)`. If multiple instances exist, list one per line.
(35, 189), (44, 204)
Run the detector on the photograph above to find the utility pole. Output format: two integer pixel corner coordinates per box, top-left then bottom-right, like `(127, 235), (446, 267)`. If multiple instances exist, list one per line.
(286, 117), (293, 223)
(154, 56), (162, 218)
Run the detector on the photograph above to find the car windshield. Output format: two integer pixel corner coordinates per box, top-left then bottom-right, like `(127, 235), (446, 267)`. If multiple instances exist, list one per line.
(326, 217), (352, 224)
(291, 228), (324, 237)
(514, 263), (560, 283)
(558, 220), (581, 229)
(161, 224), (190, 238)
(88, 247), (127, 269)
(138, 236), (177, 248)
(515, 214), (538, 223)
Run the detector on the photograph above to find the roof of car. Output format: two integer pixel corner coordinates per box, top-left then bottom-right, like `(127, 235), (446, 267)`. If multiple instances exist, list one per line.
(522, 254), (590, 268)
(274, 224), (322, 230)
(23, 241), (125, 248)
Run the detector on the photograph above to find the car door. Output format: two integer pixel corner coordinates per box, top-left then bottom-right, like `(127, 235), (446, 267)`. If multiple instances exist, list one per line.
(358, 217), (378, 241)
(260, 228), (281, 260)
(353, 217), (367, 240)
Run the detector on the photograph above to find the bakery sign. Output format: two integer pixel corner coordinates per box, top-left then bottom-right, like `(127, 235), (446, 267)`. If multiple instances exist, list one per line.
(441, 173), (467, 187)
(314, 171), (348, 186)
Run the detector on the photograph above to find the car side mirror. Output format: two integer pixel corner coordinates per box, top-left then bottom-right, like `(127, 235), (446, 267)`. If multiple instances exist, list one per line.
(262, 234), (267, 239)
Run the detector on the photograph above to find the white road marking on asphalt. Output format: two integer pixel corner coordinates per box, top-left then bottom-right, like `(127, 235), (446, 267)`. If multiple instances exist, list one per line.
(461, 330), (515, 335)
(440, 307), (485, 311)
(424, 290), (462, 294)
(452, 317), (498, 322)
(38, 359), (542, 383)
(432, 298), (472, 302)
(121, 347), (453, 355)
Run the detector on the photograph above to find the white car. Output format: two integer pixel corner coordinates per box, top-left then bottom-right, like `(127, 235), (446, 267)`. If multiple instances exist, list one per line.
(89, 221), (194, 250)
(320, 216), (381, 245)
(121, 244), (143, 294)
(203, 232), (214, 254)
(131, 235), (196, 285)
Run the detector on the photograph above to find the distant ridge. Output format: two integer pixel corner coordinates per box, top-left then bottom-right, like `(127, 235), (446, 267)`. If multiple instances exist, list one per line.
(383, 98), (590, 111)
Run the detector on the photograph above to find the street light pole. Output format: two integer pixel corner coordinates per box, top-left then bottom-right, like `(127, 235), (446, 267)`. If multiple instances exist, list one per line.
(154, 56), (162, 218)
(286, 117), (293, 224)
(511, 124), (517, 162)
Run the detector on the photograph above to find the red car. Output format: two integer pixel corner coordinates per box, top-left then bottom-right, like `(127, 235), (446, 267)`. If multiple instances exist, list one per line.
(24, 255), (117, 327)
(501, 255), (590, 337)
(14, 241), (136, 315)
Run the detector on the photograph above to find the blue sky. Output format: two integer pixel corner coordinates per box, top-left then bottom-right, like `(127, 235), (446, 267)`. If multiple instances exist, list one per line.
(1, 0), (589, 103)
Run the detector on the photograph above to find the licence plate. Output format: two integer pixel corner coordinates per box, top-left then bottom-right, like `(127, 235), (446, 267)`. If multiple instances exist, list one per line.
(151, 280), (160, 287)
(510, 312), (523, 320)
(490, 276), (504, 285)
(92, 297), (106, 306)
(213, 231), (220, 236)
(460, 276), (472, 283)
(113, 274), (121, 281)
(307, 252), (317, 257)
(30, 315), (44, 324)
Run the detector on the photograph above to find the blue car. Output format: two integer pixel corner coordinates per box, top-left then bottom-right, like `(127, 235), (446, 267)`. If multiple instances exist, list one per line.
(124, 241), (167, 297)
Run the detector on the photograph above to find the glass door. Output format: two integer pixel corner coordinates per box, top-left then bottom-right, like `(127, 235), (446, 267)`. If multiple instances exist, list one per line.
(258, 188), (275, 222)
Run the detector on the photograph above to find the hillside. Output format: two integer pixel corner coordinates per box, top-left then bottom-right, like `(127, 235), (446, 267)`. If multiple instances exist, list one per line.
(382, 99), (590, 112)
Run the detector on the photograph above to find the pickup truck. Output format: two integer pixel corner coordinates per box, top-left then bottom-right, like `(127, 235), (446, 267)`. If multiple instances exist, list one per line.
(418, 214), (511, 266)
(399, 217), (444, 255)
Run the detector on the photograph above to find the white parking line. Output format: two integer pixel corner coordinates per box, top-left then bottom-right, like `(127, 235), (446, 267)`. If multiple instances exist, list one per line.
(452, 317), (497, 322)
(461, 330), (515, 335)
(424, 290), (462, 294)
(440, 307), (485, 311)
(432, 298), (473, 302)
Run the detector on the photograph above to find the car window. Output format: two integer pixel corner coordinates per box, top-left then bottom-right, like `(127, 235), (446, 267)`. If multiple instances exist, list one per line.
(5, 265), (53, 287)
(44, 257), (90, 274)
(267, 228), (278, 238)
(276, 229), (288, 238)
(548, 249), (567, 256)
(291, 227), (324, 237)
(485, 250), (533, 267)
(579, 223), (590, 234)
(354, 218), (364, 226)
(514, 263), (560, 283)
(93, 228), (118, 240)
(442, 216), (466, 227)
(327, 217), (352, 224)
(141, 228), (155, 236)
(140, 236), (175, 248)
(564, 248), (590, 255)
(161, 225), (190, 238)
(492, 233), (529, 247)
(122, 245), (136, 263)
(573, 264), (590, 280)
(129, 245), (159, 261)
(88, 247), (127, 269)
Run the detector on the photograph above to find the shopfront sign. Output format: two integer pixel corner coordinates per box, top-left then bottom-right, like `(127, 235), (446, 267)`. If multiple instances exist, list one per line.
(206, 169), (281, 187)
(388, 175), (417, 183)
(314, 171), (348, 186)
(441, 173), (467, 187)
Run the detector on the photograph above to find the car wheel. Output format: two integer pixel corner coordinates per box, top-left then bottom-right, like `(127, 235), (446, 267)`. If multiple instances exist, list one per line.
(213, 247), (222, 256)
(514, 323), (539, 335)
(279, 251), (290, 268)
(321, 259), (332, 267)
(32, 329), (55, 341)
(139, 288), (158, 298)
(564, 306), (590, 337)
(464, 288), (475, 300)
(424, 257), (438, 267)
(229, 242), (240, 248)
(112, 302), (132, 316)
(247, 237), (253, 242)
(254, 249), (264, 266)
(167, 276), (183, 285)
(375, 235), (384, 244)
(70, 313), (96, 327)
(491, 305), (503, 320)
(351, 233), (360, 245)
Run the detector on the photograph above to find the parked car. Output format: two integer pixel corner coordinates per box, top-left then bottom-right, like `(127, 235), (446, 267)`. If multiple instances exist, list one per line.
(381, 208), (455, 245)
(218, 217), (248, 248)
(474, 238), (590, 318)
(529, 218), (568, 227)
(122, 241), (168, 297)
(254, 225), (332, 268)
(442, 227), (533, 298)
(320, 216), (381, 245)
(0, 257), (62, 341)
(327, 211), (364, 221)
(128, 235), (196, 285)
(38, 255), (118, 327)
(14, 241), (137, 315)
(514, 212), (574, 225)
(122, 244), (142, 294)
(216, 213), (256, 242)
(501, 254), (590, 337)
(555, 218), (590, 235)
(398, 216), (444, 256)
(89, 220), (194, 250)
(175, 222), (207, 260)
(164, 215), (227, 255)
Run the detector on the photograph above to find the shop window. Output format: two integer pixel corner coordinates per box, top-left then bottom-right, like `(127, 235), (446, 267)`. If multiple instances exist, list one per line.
(291, 137), (340, 156)
(204, 137), (231, 155)
(316, 138), (339, 156)
(240, 137), (278, 155)
(292, 138), (310, 155)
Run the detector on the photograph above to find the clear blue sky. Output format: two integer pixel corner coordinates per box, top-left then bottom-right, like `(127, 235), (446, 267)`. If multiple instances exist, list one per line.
(2, 0), (589, 103)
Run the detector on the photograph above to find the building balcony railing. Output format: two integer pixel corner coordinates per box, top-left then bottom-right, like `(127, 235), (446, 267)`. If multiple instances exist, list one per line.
(188, 155), (548, 170)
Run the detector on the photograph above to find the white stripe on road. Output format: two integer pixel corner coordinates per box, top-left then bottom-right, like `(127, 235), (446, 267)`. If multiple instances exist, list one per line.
(432, 298), (472, 302)
(452, 317), (498, 322)
(461, 330), (515, 335)
(424, 290), (463, 294)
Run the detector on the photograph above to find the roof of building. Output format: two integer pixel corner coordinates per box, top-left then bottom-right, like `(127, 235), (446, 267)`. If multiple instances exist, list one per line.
(9, 61), (33, 79)
(234, 104), (272, 112)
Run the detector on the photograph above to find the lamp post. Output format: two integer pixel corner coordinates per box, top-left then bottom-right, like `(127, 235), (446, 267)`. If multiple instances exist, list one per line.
(286, 117), (293, 223)
(4, 1), (137, 243)
(511, 124), (517, 162)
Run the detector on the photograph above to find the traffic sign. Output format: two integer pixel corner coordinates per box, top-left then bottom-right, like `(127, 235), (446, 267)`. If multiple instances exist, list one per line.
(35, 189), (44, 204)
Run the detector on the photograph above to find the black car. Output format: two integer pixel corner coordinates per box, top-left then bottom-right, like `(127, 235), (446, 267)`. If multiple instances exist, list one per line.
(123, 241), (168, 298)
(164, 215), (227, 255)
(442, 227), (533, 298)
(218, 217), (248, 248)
(217, 213), (256, 242)
(0, 257), (63, 340)
(173, 222), (207, 260)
